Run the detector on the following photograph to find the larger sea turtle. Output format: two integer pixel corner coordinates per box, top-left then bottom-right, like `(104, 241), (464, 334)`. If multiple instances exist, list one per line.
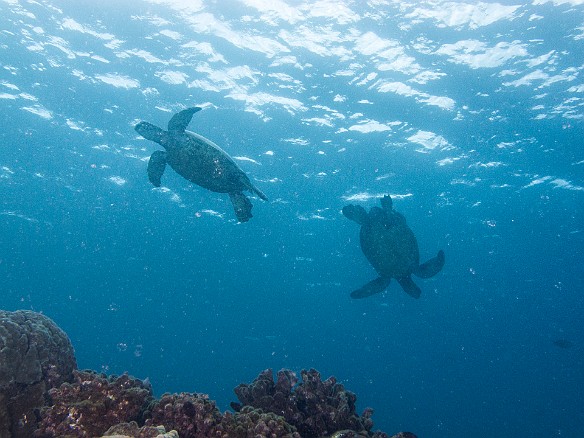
(343, 195), (445, 299)
(135, 107), (268, 222)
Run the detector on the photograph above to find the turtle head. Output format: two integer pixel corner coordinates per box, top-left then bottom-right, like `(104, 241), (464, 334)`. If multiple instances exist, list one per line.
(380, 194), (393, 211)
(135, 121), (168, 148)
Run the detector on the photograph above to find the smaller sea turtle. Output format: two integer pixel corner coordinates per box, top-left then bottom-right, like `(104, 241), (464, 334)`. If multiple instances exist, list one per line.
(135, 107), (268, 222)
(343, 195), (445, 299)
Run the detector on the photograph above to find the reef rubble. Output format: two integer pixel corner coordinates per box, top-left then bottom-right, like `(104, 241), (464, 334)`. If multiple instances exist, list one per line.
(0, 310), (417, 438)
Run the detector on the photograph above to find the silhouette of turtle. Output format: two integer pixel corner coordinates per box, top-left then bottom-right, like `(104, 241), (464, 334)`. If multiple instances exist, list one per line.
(343, 195), (445, 298)
(135, 107), (267, 222)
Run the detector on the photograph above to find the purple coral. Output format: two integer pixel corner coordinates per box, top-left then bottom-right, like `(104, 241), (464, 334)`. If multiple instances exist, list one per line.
(211, 406), (300, 438)
(0, 310), (77, 438)
(231, 368), (375, 437)
(144, 392), (222, 438)
(34, 370), (153, 437)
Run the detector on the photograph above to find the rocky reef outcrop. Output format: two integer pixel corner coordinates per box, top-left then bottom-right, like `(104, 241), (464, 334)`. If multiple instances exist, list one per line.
(0, 310), (77, 437)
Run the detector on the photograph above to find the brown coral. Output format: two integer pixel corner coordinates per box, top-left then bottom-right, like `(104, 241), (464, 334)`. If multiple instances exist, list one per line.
(0, 309), (77, 437)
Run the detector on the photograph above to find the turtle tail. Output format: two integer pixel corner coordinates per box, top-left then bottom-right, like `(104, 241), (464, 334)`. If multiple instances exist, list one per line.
(251, 185), (268, 201)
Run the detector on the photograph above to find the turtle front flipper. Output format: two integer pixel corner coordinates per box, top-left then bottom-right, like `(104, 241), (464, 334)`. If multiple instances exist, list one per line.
(413, 250), (445, 279)
(147, 151), (167, 187)
(397, 276), (422, 299)
(135, 122), (166, 144)
(342, 204), (368, 225)
(228, 191), (253, 222)
(350, 276), (391, 299)
(168, 107), (202, 132)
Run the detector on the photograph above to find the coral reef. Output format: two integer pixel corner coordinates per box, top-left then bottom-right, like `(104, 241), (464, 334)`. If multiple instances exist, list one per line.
(230, 368), (376, 437)
(34, 370), (153, 437)
(0, 310), (77, 438)
(1, 310), (417, 437)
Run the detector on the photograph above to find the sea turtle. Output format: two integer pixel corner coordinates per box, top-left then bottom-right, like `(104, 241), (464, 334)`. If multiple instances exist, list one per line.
(135, 107), (268, 222)
(342, 195), (445, 299)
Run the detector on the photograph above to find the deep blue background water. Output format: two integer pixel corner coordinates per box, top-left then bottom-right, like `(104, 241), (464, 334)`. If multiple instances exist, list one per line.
(1, 0), (583, 437)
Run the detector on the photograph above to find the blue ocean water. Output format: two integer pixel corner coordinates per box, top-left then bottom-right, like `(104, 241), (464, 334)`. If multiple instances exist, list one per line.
(1, 0), (583, 436)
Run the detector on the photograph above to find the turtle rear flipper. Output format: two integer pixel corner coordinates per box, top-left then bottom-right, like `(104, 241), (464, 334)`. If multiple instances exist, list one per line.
(350, 276), (391, 299)
(342, 204), (368, 225)
(413, 250), (445, 279)
(168, 107), (202, 132)
(229, 191), (253, 222)
(135, 122), (166, 144)
(397, 276), (422, 299)
(147, 151), (167, 187)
